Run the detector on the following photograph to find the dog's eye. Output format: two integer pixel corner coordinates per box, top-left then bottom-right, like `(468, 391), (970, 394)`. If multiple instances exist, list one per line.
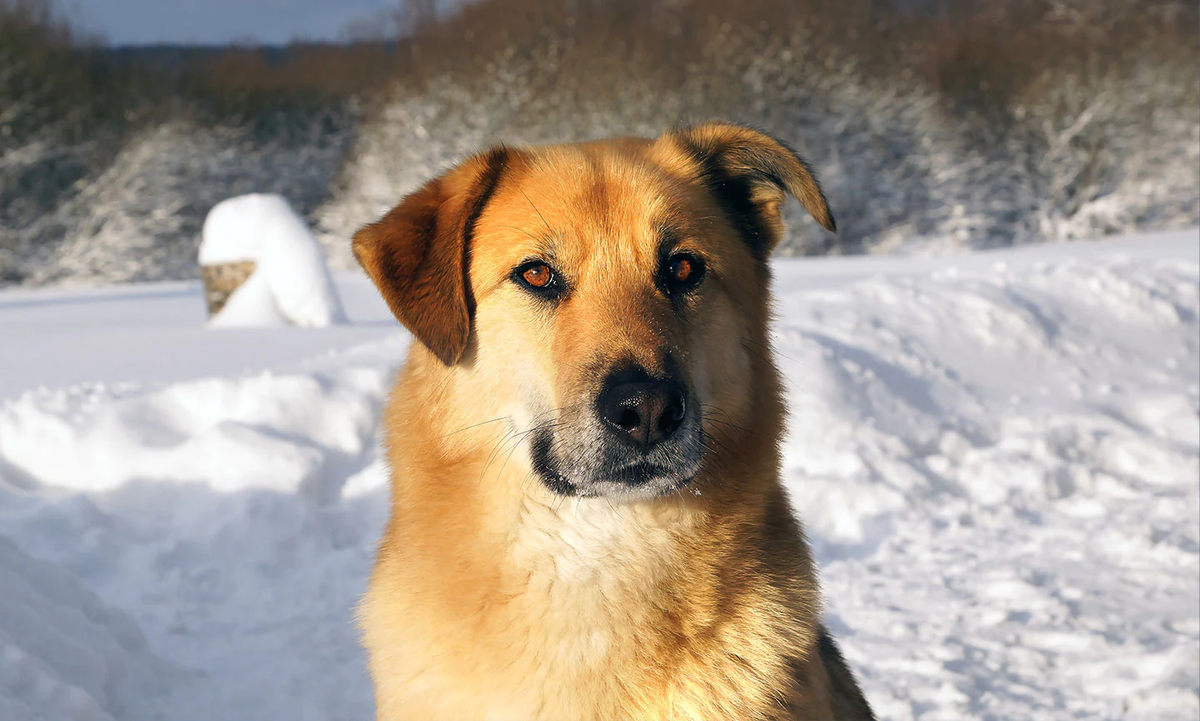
(522, 263), (552, 288)
(662, 253), (705, 294)
(513, 260), (562, 298)
(670, 257), (694, 283)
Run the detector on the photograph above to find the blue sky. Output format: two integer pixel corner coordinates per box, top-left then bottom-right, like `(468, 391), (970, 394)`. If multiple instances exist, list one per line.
(64, 0), (407, 46)
(62, 0), (939, 47)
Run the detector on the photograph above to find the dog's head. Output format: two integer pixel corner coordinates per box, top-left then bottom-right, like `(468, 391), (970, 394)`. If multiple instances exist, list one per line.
(355, 122), (834, 501)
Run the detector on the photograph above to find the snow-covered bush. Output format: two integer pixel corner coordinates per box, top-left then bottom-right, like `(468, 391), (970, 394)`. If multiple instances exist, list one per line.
(2, 0), (1196, 286)
(0, 0), (362, 288)
(10, 110), (358, 288)
(0, 0), (134, 286)
(315, 0), (1199, 264)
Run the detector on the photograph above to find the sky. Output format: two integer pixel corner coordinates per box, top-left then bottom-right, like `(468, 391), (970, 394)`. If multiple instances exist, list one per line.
(60, 0), (936, 47)
(63, 0), (409, 46)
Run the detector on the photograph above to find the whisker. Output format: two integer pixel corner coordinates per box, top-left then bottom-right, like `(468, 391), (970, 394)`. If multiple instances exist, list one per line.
(519, 188), (553, 234)
(740, 341), (773, 366)
(494, 426), (539, 480)
(700, 404), (759, 438)
(706, 417), (755, 436)
(505, 225), (544, 243)
(439, 416), (509, 439)
(480, 426), (519, 483)
(701, 433), (734, 457)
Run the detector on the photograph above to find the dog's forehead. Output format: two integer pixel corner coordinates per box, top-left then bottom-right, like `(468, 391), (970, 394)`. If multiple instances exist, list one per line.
(537, 145), (678, 220)
(482, 144), (686, 259)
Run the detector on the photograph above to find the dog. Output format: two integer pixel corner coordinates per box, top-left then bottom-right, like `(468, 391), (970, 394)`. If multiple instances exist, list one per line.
(353, 121), (876, 720)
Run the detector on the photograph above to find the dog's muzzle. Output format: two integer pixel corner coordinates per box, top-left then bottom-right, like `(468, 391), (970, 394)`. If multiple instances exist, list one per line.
(529, 365), (704, 500)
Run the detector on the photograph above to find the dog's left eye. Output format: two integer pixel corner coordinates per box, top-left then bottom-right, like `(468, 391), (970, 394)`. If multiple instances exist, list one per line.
(513, 260), (563, 298)
(661, 253), (706, 294)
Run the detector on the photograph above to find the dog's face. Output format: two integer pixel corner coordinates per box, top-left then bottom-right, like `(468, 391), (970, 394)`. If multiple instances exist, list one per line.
(354, 123), (834, 501)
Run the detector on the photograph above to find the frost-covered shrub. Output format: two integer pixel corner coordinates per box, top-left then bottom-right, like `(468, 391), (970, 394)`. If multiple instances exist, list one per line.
(0, 0), (363, 287)
(315, 0), (1199, 265)
(12, 108), (357, 287)
(2, 0), (1196, 286)
(0, 0), (139, 284)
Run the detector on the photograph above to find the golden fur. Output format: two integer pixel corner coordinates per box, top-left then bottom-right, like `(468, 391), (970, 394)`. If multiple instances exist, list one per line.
(353, 122), (875, 720)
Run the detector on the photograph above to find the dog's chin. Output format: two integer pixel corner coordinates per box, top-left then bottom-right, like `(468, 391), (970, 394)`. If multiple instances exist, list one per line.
(577, 468), (699, 501)
(529, 432), (701, 501)
(541, 466), (699, 501)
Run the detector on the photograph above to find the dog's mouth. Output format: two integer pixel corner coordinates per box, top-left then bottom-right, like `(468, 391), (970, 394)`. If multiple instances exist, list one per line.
(528, 422), (704, 500)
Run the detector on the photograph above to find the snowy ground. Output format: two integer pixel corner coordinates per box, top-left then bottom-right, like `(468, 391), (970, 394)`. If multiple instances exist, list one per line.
(0, 229), (1196, 720)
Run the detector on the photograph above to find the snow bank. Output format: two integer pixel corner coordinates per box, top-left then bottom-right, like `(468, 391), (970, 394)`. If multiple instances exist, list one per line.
(0, 231), (1195, 720)
(201, 193), (347, 328)
(772, 234), (1199, 720)
(0, 535), (159, 721)
(0, 370), (384, 497)
(0, 360), (397, 721)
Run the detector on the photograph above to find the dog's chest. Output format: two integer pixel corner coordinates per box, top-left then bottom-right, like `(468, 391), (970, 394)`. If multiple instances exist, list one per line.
(502, 500), (676, 652)
(369, 496), (803, 720)
(511, 498), (672, 575)
(458, 503), (790, 720)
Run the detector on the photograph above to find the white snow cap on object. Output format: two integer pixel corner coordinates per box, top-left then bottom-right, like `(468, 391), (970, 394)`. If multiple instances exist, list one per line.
(206, 270), (289, 329)
(200, 194), (347, 328)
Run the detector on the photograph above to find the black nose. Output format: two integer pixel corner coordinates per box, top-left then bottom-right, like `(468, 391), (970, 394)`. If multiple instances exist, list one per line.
(598, 368), (687, 448)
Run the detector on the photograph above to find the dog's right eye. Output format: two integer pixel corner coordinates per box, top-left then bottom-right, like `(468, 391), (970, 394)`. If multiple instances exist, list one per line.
(513, 260), (563, 298)
(660, 252), (706, 296)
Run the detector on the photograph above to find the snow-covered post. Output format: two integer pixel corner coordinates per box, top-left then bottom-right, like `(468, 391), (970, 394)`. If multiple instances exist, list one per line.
(199, 194), (347, 327)
(200, 259), (257, 317)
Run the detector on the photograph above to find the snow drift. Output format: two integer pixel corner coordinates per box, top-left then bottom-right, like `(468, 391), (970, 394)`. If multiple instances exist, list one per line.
(0, 230), (1196, 720)
(0, 536), (162, 721)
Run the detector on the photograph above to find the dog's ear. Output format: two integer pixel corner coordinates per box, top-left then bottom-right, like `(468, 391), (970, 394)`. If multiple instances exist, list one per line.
(353, 147), (510, 366)
(666, 121), (835, 257)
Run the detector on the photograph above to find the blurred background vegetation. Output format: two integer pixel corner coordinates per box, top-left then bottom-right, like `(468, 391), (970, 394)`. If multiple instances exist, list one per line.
(1, 0), (1197, 286)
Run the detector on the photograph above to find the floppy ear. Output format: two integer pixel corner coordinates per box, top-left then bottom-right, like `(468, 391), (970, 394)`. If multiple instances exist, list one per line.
(352, 147), (510, 366)
(667, 121), (835, 258)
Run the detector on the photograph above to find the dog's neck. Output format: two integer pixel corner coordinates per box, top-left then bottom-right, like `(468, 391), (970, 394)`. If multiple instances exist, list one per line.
(505, 477), (710, 584)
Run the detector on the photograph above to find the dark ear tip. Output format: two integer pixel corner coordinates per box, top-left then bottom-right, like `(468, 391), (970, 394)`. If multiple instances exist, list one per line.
(350, 225), (373, 265)
(429, 344), (464, 367)
(350, 223), (381, 279)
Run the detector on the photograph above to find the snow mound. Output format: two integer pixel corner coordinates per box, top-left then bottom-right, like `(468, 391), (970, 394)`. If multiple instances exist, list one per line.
(0, 356), (398, 720)
(201, 194), (347, 328)
(773, 235), (1199, 720)
(0, 367), (389, 499)
(0, 535), (159, 721)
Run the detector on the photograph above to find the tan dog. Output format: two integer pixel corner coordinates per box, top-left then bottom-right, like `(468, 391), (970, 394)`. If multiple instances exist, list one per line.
(353, 121), (875, 721)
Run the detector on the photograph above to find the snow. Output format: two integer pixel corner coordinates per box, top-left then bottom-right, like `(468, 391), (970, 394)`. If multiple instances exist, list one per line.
(773, 230), (1199, 720)
(0, 537), (163, 721)
(0, 274), (394, 401)
(200, 194), (347, 328)
(0, 229), (1196, 720)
